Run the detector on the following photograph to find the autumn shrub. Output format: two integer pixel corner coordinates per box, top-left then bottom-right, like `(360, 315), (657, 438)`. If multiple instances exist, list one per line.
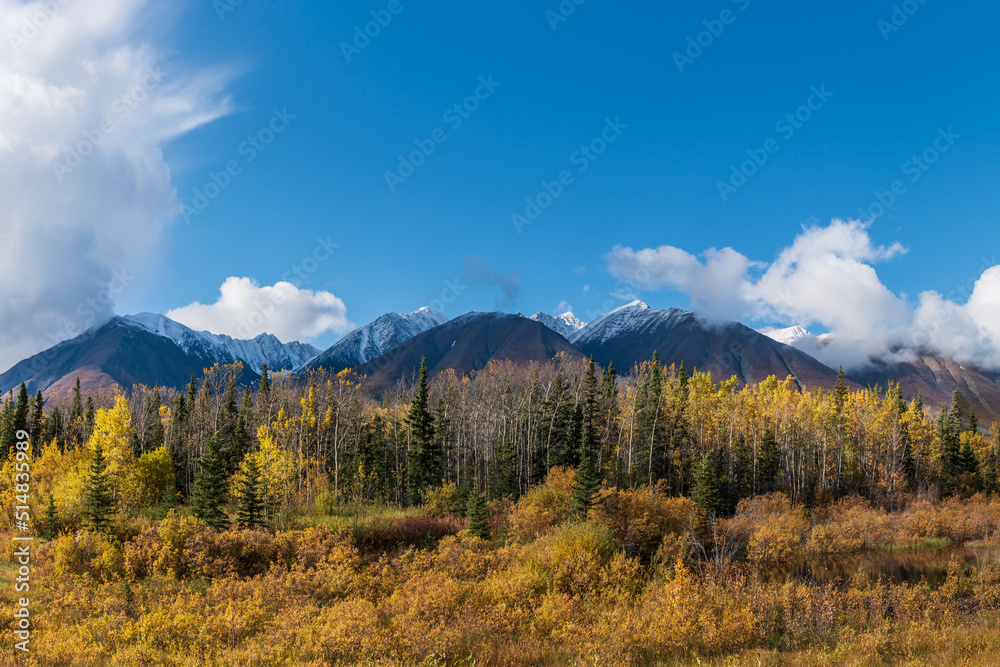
(595, 481), (698, 560)
(523, 520), (619, 597)
(507, 466), (575, 542)
(43, 529), (124, 580)
(420, 480), (464, 517)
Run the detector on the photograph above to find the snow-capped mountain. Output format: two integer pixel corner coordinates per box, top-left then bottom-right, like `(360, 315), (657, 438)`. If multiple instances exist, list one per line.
(570, 300), (843, 389)
(123, 313), (320, 374)
(569, 300), (688, 345)
(758, 325), (813, 347)
(528, 311), (587, 339)
(307, 307), (449, 372)
(0, 314), (321, 400)
(355, 312), (583, 389)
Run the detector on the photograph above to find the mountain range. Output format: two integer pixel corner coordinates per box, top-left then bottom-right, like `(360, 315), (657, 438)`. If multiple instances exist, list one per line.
(5, 303), (1000, 424)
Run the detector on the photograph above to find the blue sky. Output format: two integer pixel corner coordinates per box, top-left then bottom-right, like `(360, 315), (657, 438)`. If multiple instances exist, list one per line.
(3, 0), (1000, 369)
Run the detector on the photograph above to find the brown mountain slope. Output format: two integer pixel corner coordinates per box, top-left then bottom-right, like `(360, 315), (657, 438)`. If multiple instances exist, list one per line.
(355, 312), (583, 389)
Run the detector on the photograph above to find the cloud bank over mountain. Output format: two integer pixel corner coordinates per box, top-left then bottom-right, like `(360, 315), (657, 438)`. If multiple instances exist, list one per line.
(0, 0), (231, 371)
(606, 219), (1000, 370)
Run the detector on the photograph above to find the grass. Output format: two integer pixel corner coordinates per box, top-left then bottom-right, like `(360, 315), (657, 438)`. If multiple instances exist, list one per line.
(876, 536), (952, 553)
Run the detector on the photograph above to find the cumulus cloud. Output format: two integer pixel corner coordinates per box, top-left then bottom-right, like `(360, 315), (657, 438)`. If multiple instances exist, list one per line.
(166, 277), (353, 343)
(555, 301), (573, 314)
(605, 219), (1000, 370)
(0, 0), (231, 371)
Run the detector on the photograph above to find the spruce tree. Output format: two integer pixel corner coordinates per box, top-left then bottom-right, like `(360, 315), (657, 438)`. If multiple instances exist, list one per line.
(43, 495), (58, 540)
(235, 455), (266, 529)
(692, 450), (724, 520)
(13, 383), (29, 441)
(465, 485), (490, 539)
(84, 396), (95, 433)
(29, 391), (44, 453)
(191, 437), (230, 529)
(984, 446), (998, 497)
(405, 358), (436, 505)
(496, 438), (518, 499)
(82, 440), (116, 534)
(756, 427), (780, 494)
(570, 445), (600, 521)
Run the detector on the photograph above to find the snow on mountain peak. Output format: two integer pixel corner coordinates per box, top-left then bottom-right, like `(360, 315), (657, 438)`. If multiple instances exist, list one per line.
(308, 307), (450, 370)
(120, 313), (319, 373)
(759, 325), (813, 347)
(569, 301), (686, 345)
(529, 311), (587, 339)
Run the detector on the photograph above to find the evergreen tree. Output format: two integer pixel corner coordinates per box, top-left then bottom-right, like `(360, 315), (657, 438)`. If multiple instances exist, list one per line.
(84, 396), (95, 433)
(756, 427), (780, 494)
(13, 383), (29, 441)
(496, 438), (518, 499)
(692, 450), (724, 520)
(29, 390), (44, 453)
(82, 439), (116, 534)
(580, 357), (601, 459)
(405, 358), (436, 505)
(727, 435), (752, 512)
(465, 485), (490, 539)
(191, 437), (230, 529)
(70, 378), (84, 424)
(570, 445), (600, 521)
(43, 495), (58, 540)
(967, 409), (979, 434)
(235, 455), (266, 529)
(984, 445), (998, 497)
(959, 439), (980, 476)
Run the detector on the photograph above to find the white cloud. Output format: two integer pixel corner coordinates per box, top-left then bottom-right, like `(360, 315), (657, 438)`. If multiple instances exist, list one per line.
(555, 300), (573, 314)
(0, 0), (231, 371)
(166, 277), (353, 342)
(604, 219), (1000, 370)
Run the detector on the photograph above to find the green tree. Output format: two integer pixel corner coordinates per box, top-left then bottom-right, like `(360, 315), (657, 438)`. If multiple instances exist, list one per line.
(496, 438), (518, 499)
(465, 485), (490, 539)
(191, 437), (230, 529)
(570, 445), (600, 521)
(235, 455), (267, 529)
(984, 445), (998, 496)
(692, 450), (724, 520)
(756, 427), (780, 494)
(43, 495), (59, 540)
(405, 357), (436, 505)
(82, 439), (116, 534)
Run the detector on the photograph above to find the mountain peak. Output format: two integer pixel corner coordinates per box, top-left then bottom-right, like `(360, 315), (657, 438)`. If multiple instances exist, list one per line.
(529, 311), (587, 338)
(616, 299), (650, 312)
(759, 325), (813, 347)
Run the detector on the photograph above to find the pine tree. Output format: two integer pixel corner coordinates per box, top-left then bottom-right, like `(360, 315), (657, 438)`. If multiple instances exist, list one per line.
(82, 439), (116, 534)
(235, 455), (266, 529)
(405, 358), (436, 505)
(29, 391), (44, 454)
(465, 485), (490, 539)
(984, 446), (998, 496)
(13, 383), (29, 441)
(43, 495), (58, 540)
(191, 437), (230, 529)
(496, 438), (518, 499)
(570, 445), (600, 521)
(692, 450), (724, 520)
(756, 427), (780, 494)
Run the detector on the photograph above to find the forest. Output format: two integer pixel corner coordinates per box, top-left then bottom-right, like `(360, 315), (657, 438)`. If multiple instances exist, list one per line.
(2, 355), (1000, 665)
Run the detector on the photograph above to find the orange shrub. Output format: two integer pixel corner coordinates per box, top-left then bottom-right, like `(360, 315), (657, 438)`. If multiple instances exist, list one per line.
(595, 481), (698, 560)
(507, 466), (575, 542)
